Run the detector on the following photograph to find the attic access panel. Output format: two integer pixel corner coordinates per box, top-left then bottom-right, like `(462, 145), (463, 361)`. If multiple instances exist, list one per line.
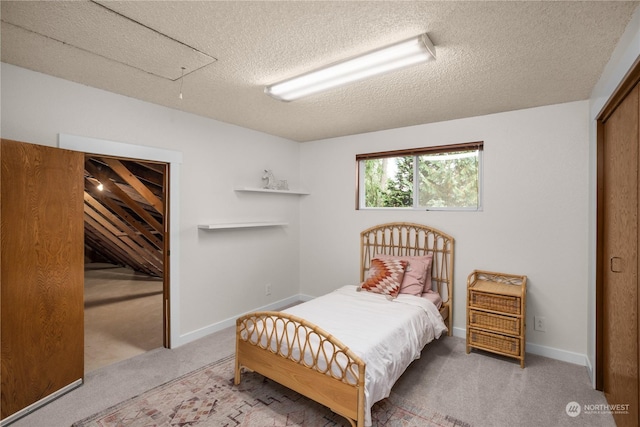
(2, 0), (215, 80)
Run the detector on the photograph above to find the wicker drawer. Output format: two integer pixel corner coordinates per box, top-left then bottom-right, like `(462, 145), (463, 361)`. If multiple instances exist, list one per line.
(469, 309), (520, 336)
(469, 290), (521, 315)
(469, 328), (521, 357)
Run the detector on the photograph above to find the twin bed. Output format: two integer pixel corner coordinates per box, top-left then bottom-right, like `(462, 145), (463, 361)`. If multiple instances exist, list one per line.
(235, 222), (454, 427)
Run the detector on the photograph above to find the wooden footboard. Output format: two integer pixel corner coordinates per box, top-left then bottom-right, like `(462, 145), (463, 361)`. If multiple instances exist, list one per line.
(235, 311), (366, 427)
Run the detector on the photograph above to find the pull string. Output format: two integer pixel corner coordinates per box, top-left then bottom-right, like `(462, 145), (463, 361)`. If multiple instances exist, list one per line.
(179, 67), (186, 100)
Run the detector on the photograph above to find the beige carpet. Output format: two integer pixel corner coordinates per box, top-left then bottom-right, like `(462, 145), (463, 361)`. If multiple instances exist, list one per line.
(10, 321), (617, 427)
(84, 263), (164, 372)
(72, 354), (472, 427)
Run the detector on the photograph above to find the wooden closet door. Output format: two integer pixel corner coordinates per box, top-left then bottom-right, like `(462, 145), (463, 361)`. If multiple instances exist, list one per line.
(1, 140), (84, 422)
(602, 84), (639, 427)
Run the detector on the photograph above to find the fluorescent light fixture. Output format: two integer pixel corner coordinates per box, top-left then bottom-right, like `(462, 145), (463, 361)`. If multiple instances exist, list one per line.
(265, 33), (435, 102)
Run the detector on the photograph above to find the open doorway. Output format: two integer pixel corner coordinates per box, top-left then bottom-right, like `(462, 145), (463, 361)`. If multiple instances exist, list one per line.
(82, 155), (168, 372)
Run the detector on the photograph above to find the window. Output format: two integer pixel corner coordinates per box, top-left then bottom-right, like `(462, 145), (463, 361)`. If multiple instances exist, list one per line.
(357, 142), (483, 210)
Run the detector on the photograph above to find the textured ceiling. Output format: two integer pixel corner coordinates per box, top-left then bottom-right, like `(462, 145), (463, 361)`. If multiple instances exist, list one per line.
(1, 1), (638, 142)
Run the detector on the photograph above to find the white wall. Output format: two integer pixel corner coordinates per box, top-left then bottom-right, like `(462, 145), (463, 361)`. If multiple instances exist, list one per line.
(1, 63), (302, 346)
(3, 48), (626, 367)
(299, 101), (590, 363)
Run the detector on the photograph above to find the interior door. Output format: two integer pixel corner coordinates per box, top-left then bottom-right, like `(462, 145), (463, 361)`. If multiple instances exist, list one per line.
(1, 139), (84, 423)
(601, 84), (639, 426)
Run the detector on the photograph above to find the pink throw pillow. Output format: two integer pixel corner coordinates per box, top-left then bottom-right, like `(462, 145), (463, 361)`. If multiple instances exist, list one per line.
(376, 254), (433, 295)
(423, 254), (434, 291)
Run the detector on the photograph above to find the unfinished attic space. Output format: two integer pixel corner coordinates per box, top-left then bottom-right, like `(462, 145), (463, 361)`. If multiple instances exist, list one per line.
(83, 155), (167, 372)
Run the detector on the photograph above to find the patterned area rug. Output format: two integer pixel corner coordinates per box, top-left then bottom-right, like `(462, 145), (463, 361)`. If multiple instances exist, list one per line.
(73, 355), (471, 427)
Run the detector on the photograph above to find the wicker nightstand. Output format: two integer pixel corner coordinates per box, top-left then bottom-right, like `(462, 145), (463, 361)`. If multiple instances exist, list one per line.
(466, 270), (527, 368)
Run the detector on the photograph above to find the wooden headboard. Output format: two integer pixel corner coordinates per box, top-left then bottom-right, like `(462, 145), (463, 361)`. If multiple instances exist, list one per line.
(360, 222), (455, 331)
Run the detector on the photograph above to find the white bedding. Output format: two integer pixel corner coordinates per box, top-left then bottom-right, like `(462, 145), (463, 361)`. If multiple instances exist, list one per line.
(283, 285), (447, 426)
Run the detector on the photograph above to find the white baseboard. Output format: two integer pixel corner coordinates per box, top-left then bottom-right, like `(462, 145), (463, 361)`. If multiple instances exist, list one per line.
(173, 294), (305, 347)
(525, 342), (589, 366)
(177, 307), (589, 368)
(452, 326), (589, 367)
(297, 293), (315, 302)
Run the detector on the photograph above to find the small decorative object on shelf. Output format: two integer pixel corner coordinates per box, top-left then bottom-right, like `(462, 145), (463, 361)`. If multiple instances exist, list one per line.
(466, 269), (527, 368)
(262, 169), (289, 191)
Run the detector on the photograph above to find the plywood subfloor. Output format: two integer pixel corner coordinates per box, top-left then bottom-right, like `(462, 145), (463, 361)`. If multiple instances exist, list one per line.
(84, 263), (163, 373)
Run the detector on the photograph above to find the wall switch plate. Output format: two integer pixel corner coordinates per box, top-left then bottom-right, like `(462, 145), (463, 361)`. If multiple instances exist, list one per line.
(265, 283), (272, 296)
(534, 315), (546, 332)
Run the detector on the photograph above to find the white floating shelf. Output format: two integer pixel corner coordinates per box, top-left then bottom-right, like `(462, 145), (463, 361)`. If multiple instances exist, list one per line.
(198, 221), (288, 230)
(234, 186), (309, 195)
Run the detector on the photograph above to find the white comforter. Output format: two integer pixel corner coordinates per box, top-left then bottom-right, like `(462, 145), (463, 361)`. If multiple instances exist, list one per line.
(283, 285), (447, 426)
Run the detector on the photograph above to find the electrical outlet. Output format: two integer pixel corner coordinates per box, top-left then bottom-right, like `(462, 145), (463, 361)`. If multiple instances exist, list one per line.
(534, 316), (546, 332)
(265, 283), (272, 296)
